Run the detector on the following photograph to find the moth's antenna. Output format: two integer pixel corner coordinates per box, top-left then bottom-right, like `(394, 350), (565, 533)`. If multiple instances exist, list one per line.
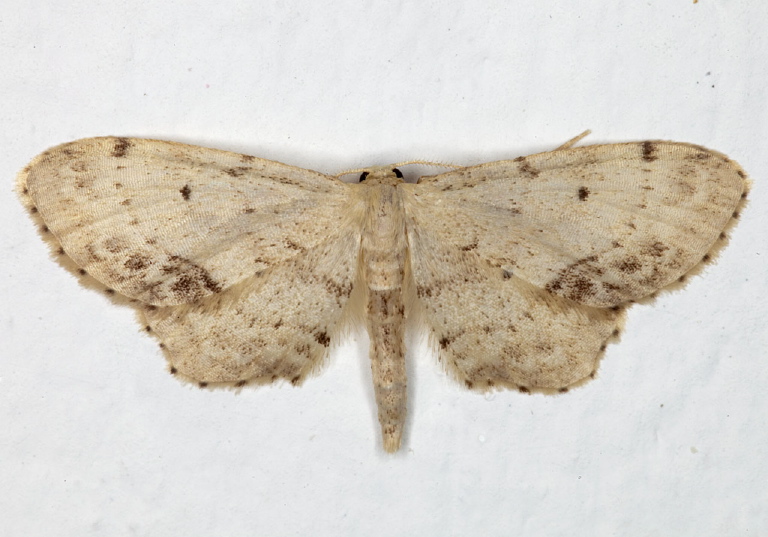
(389, 159), (462, 169)
(556, 130), (592, 150)
(334, 168), (369, 179)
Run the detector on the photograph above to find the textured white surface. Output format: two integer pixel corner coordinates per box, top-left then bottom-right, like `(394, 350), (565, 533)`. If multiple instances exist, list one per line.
(1, 1), (766, 535)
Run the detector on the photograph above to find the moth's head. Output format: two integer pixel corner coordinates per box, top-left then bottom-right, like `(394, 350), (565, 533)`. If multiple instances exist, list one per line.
(358, 167), (404, 185)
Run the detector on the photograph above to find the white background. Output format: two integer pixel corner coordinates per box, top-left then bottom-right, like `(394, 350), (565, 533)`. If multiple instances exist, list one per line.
(1, 1), (766, 535)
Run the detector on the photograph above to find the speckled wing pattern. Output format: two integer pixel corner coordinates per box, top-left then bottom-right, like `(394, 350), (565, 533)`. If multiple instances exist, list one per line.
(18, 136), (748, 451)
(18, 137), (365, 386)
(401, 142), (747, 391)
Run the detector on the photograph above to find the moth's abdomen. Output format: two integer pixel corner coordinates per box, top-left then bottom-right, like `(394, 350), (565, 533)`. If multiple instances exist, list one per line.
(361, 185), (408, 452)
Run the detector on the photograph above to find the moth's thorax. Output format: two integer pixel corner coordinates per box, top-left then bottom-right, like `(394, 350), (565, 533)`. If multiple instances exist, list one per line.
(361, 184), (406, 289)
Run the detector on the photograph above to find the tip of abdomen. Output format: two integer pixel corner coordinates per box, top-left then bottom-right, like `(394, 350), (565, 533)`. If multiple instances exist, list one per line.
(382, 424), (403, 453)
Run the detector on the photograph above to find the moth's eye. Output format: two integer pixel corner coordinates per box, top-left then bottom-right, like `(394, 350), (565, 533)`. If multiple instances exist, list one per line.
(359, 171), (370, 182)
(393, 168), (403, 179)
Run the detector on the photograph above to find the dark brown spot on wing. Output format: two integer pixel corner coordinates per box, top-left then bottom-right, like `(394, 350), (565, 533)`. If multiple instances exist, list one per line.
(545, 256), (599, 302)
(578, 186), (590, 201)
(125, 253), (151, 271)
(640, 241), (669, 258)
(513, 156), (540, 178)
(642, 141), (657, 162)
(616, 256), (642, 273)
(321, 275), (353, 299)
(285, 239), (305, 251)
(180, 184), (191, 200)
(103, 237), (128, 254)
(314, 331), (330, 347)
(224, 167), (249, 177)
(416, 285), (433, 298)
(70, 161), (87, 173)
(161, 255), (222, 301)
(112, 138), (132, 158)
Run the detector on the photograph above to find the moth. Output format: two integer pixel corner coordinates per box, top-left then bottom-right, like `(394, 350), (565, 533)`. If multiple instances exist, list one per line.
(17, 134), (748, 452)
